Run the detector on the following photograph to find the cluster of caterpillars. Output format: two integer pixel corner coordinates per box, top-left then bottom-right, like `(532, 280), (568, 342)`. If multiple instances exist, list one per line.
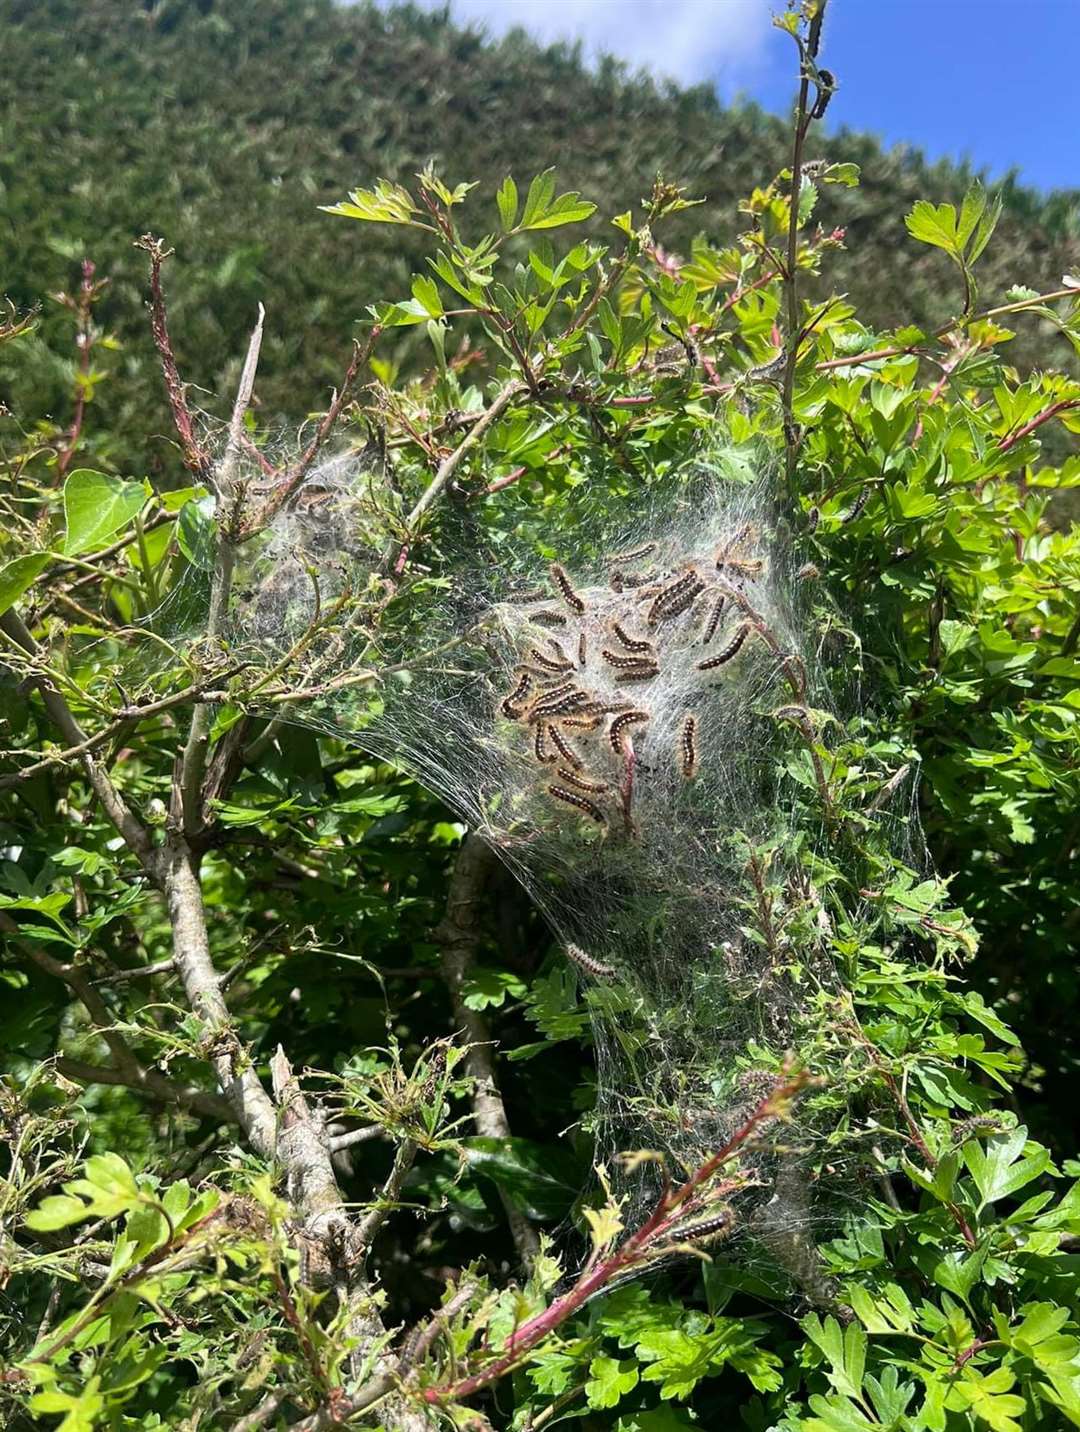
(498, 527), (768, 833)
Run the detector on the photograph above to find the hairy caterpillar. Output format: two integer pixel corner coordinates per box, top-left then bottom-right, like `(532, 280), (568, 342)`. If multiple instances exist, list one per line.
(612, 622), (653, 654)
(657, 576), (706, 621)
(608, 541), (657, 565)
(547, 724), (583, 768)
(842, 486), (871, 524)
(526, 679), (573, 713)
(531, 688), (589, 721)
(609, 709), (649, 753)
(602, 647), (657, 670)
(556, 767), (609, 794)
(534, 723), (550, 763)
(680, 713), (699, 779)
(562, 714), (603, 731)
(548, 784), (606, 822)
(612, 568), (656, 591)
(528, 610), (568, 628)
(668, 1208), (735, 1243)
(500, 671), (531, 719)
(507, 587), (547, 604)
(615, 664), (660, 682)
(529, 646), (573, 673)
(549, 561), (585, 614)
(564, 942), (617, 978)
(701, 593), (725, 644)
(697, 623), (749, 671)
(578, 632), (587, 668)
(647, 570), (701, 625)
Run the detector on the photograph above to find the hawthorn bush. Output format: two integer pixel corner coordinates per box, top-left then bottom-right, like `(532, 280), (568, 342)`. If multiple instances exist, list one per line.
(2, 6), (1080, 1429)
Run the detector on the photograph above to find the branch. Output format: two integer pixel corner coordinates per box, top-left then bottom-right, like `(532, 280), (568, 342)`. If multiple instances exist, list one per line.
(0, 609), (157, 869)
(243, 327), (382, 535)
(355, 1137), (419, 1251)
(435, 833), (539, 1267)
(134, 235), (208, 477)
(178, 311), (264, 836)
(404, 379), (526, 532)
(55, 1056), (233, 1123)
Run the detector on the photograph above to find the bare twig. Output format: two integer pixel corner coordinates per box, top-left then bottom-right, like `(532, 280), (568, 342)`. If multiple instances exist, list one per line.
(135, 235), (208, 477)
(435, 833), (540, 1267)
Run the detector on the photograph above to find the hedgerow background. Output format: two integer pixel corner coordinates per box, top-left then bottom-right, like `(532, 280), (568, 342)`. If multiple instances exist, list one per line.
(2, 2), (1080, 1428)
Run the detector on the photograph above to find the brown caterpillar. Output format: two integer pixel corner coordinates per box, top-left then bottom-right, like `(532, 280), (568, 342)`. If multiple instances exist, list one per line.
(615, 568), (656, 590)
(564, 942), (617, 979)
(701, 593), (725, 644)
(722, 558), (763, 578)
(507, 588), (547, 604)
(556, 767), (609, 794)
(529, 646), (573, 673)
(608, 541), (657, 565)
(547, 724), (583, 768)
(842, 486), (871, 524)
(669, 1208), (735, 1243)
(680, 713), (699, 779)
(500, 672), (532, 719)
(548, 785), (606, 822)
(654, 577), (705, 621)
(647, 570), (700, 625)
(561, 714), (603, 731)
(578, 632), (587, 668)
(602, 647), (656, 670)
(534, 723), (550, 763)
(529, 610), (569, 628)
(609, 709), (649, 753)
(526, 680), (574, 714)
(697, 624), (750, 671)
(549, 562), (585, 614)
(615, 664), (660, 682)
(531, 689), (589, 721)
(612, 622), (653, 654)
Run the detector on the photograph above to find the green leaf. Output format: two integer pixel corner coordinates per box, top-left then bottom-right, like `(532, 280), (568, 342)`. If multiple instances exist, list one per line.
(905, 199), (959, 256)
(410, 274), (444, 318)
(319, 179), (422, 226)
(62, 469), (147, 556)
(496, 174), (518, 231)
(0, 551), (49, 616)
(963, 1126), (1051, 1209)
(586, 1355), (639, 1409)
(461, 967), (526, 1010)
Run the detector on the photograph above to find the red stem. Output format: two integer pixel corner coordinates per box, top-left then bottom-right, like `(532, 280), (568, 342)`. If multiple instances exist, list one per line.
(424, 1071), (805, 1404)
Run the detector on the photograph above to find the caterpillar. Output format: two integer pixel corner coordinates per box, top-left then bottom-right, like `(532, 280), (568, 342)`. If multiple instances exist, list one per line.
(564, 942), (617, 979)
(669, 1208), (735, 1243)
(561, 714), (603, 731)
(528, 610), (568, 628)
(680, 713), (699, 779)
(612, 622), (653, 654)
(507, 587), (547, 604)
(556, 767), (609, 794)
(500, 671), (532, 719)
(647, 570), (700, 625)
(548, 785), (606, 823)
(842, 486), (871, 524)
(655, 576), (705, 621)
(549, 561), (585, 614)
(531, 689), (589, 721)
(697, 623), (750, 671)
(547, 724), (582, 768)
(614, 568), (656, 589)
(615, 664), (660, 682)
(529, 646), (573, 673)
(609, 709), (649, 753)
(608, 541), (657, 565)
(714, 523), (751, 566)
(578, 632), (587, 668)
(723, 557), (763, 578)
(701, 593), (725, 644)
(534, 723), (550, 763)
(526, 680), (574, 715)
(602, 647), (656, 670)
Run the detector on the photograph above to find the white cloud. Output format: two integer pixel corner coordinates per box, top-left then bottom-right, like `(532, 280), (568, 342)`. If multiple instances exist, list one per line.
(378, 0), (774, 88)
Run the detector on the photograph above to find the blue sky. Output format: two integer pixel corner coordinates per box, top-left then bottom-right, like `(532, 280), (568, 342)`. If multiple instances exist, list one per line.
(379, 0), (1078, 194)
